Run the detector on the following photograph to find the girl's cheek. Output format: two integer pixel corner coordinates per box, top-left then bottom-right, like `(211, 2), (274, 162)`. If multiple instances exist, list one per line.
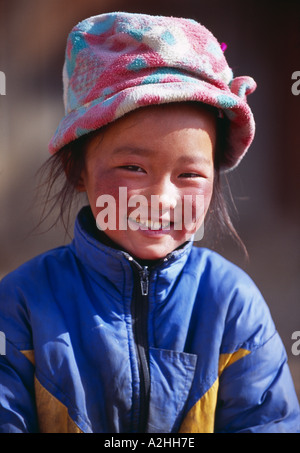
(86, 177), (118, 224)
(91, 174), (121, 203)
(90, 176), (138, 228)
(183, 181), (213, 213)
(176, 182), (213, 233)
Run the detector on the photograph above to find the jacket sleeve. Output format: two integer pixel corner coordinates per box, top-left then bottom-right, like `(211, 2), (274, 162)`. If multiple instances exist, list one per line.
(215, 274), (300, 433)
(215, 332), (300, 432)
(0, 271), (38, 433)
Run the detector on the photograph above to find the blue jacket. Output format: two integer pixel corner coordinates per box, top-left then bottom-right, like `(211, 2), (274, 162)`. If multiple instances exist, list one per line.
(0, 206), (299, 433)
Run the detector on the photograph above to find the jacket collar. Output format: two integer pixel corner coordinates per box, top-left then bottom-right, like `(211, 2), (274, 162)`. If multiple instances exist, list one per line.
(71, 206), (194, 293)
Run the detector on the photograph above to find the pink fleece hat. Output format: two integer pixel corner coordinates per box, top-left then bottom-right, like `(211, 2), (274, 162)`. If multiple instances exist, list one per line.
(49, 11), (256, 170)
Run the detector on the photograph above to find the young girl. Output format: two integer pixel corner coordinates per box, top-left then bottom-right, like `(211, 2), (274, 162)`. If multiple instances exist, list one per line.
(0, 11), (299, 433)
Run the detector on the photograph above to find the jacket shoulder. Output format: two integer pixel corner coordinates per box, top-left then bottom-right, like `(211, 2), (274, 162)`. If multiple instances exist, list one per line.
(188, 246), (259, 292)
(0, 244), (75, 287)
(188, 246), (276, 352)
(0, 244), (77, 347)
(0, 245), (76, 315)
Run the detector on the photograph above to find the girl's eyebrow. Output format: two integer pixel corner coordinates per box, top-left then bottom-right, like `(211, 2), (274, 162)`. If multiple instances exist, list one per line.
(112, 146), (154, 157)
(177, 155), (212, 166)
(112, 146), (211, 166)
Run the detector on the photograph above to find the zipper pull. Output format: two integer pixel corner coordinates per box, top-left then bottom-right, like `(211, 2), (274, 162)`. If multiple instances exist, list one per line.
(139, 267), (149, 296)
(124, 253), (150, 296)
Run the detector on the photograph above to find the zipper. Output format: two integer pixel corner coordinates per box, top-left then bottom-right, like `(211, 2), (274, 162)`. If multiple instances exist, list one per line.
(127, 256), (151, 432)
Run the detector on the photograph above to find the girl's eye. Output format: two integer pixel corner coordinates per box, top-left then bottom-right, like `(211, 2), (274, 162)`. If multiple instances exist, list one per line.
(179, 172), (201, 178)
(120, 165), (145, 173)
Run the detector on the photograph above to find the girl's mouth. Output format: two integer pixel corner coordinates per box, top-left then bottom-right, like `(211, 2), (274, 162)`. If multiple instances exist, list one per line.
(127, 216), (173, 231)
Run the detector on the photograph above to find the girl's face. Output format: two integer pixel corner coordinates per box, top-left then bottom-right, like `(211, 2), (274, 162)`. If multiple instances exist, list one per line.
(80, 103), (216, 260)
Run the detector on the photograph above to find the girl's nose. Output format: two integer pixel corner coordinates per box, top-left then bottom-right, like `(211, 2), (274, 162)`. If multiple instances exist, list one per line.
(154, 192), (178, 211)
(149, 179), (179, 214)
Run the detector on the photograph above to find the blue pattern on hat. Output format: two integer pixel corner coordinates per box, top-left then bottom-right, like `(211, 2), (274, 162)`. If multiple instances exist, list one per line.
(127, 57), (148, 72)
(161, 30), (176, 45)
(78, 13), (116, 35)
(217, 94), (238, 108)
(66, 34), (88, 79)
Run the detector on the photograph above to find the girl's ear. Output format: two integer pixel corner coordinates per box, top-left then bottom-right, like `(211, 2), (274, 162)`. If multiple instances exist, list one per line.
(61, 148), (86, 192)
(65, 169), (86, 193)
(73, 167), (86, 192)
(74, 175), (86, 192)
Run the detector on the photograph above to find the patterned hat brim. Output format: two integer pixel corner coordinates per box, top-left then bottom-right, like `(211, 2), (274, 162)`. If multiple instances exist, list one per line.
(49, 78), (255, 171)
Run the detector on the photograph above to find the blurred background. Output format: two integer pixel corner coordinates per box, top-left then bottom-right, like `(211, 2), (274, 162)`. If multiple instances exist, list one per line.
(0, 0), (299, 400)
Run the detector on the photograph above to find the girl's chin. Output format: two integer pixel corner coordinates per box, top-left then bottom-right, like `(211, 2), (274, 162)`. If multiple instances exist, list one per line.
(120, 235), (191, 262)
(124, 240), (175, 261)
(128, 248), (173, 262)
(101, 226), (195, 261)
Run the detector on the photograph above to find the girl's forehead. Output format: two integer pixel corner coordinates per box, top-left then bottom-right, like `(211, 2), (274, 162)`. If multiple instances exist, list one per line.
(115, 102), (217, 126)
(96, 103), (217, 145)
(85, 104), (216, 169)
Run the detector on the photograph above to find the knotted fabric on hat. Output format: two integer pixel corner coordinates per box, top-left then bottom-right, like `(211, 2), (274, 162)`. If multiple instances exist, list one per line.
(49, 11), (256, 170)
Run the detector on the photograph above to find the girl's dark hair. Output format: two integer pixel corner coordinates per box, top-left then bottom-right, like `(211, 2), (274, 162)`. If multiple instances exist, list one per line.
(36, 134), (87, 235)
(208, 113), (248, 257)
(36, 103), (247, 255)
